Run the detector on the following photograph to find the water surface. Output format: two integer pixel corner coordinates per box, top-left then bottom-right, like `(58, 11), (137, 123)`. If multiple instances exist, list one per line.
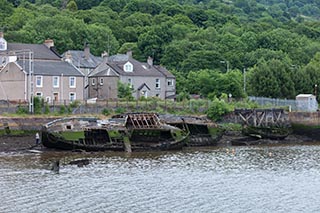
(1, 145), (320, 213)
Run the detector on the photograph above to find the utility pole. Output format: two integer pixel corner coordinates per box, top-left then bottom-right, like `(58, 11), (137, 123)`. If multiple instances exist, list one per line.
(243, 67), (246, 93)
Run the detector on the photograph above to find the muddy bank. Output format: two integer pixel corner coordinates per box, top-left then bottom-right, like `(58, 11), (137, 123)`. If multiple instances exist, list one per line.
(0, 135), (37, 152)
(0, 131), (316, 153)
(218, 130), (315, 146)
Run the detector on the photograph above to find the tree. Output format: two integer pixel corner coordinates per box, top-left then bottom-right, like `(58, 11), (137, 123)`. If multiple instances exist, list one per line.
(118, 81), (133, 100)
(66, 0), (78, 11)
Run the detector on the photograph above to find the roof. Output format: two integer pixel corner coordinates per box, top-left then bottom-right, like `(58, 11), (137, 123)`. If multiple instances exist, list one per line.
(107, 54), (166, 77)
(63, 50), (102, 69)
(4, 43), (61, 60)
(296, 94), (315, 98)
(17, 60), (84, 76)
(137, 83), (151, 91)
(154, 65), (175, 78)
(89, 63), (119, 77)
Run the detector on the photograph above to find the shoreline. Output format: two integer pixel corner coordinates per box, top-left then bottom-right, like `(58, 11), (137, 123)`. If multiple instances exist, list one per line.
(0, 132), (317, 153)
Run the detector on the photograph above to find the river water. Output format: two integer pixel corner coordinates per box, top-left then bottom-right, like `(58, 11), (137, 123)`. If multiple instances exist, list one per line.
(1, 144), (320, 213)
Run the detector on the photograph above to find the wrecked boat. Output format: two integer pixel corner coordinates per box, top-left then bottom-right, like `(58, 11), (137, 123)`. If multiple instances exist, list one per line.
(41, 113), (189, 152)
(160, 115), (224, 146)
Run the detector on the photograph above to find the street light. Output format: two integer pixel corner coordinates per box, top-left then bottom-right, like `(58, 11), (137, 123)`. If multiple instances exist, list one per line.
(243, 67), (246, 93)
(220, 60), (229, 72)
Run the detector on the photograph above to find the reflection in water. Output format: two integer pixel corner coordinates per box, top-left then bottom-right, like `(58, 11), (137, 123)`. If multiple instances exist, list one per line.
(1, 145), (320, 213)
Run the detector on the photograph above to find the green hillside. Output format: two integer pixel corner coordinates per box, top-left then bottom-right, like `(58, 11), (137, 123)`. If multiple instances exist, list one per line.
(1, 0), (320, 99)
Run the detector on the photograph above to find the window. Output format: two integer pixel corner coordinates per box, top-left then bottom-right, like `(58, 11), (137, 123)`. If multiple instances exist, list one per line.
(100, 78), (104, 85)
(69, 77), (76, 88)
(92, 78), (96, 86)
(53, 76), (59, 88)
(69, 92), (76, 101)
(36, 92), (42, 97)
(124, 62), (133, 72)
(36, 76), (43, 87)
(167, 79), (174, 86)
(155, 78), (160, 89)
(53, 92), (59, 101)
(46, 96), (51, 103)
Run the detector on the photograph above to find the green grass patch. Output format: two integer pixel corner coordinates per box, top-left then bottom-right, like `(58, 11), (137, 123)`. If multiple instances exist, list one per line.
(60, 131), (85, 140)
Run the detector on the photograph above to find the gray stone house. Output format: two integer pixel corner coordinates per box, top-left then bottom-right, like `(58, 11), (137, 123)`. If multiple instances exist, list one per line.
(63, 44), (102, 99)
(0, 32), (84, 104)
(88, 51), (176, 100)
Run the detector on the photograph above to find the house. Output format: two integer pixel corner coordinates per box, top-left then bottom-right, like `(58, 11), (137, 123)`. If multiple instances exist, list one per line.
(0, 32), (84, 104)
(63, 44), (102, 99)
(296, 94), (318, 112)
(88, 52), (119, 100)
(88, 51), (176, 100)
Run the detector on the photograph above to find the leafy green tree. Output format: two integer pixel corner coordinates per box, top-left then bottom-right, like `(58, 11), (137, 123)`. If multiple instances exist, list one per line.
(66, 0), (78, 11)
(118, 81), (134, 100)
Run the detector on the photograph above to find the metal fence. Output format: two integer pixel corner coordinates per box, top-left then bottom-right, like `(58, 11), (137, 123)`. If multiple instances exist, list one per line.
(0, 99), (212, 115)
(249, 96), (318, 112)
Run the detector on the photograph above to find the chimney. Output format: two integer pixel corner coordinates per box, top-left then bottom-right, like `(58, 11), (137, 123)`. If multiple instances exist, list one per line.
(0, 32), (7, 51)
(126, 50), (132, 58)
(101, 51), (109, 63)
(65, 51), (72, 63)
(44, 39), (54, 48)
(147, 56), (153, 67)
(84, 43), (90, 60)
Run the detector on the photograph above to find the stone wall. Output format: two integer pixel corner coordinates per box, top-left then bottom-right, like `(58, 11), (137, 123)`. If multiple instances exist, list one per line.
(0, 117), (57, 131)
(288, 112), (320, 126)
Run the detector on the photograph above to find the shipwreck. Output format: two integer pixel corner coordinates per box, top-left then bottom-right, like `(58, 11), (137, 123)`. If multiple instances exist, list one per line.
(41, 113), (189, 152)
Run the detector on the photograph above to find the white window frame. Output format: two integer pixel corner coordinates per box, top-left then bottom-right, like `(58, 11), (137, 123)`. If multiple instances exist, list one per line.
(100, 78), (104, 85)
(69, 76), (76, 88)
(53, 76), (59, 88)
(124, 62), (133, 72)
(36, 92), (43, 97)
(167, 79), (174, 87)
(69, 92), (76, 101)
(46, 96), (51, 103)
(92, 78), (96, 86)
(36, 76), (43, 88)
(155, 78), (160, 89)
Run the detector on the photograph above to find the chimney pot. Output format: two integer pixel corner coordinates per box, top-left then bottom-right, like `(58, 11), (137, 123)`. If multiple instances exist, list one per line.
(147, 56), (153, 67)
(101, 51), (109, 63)
(44, 39), (54, 48)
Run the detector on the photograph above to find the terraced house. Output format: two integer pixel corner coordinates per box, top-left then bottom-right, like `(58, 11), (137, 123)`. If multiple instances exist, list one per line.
(0, 32), (84, 104)
(88, 51), (176, 100)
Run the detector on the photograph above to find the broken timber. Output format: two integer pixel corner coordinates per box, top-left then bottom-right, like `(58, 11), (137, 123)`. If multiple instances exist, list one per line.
(234, 109), (290, 128)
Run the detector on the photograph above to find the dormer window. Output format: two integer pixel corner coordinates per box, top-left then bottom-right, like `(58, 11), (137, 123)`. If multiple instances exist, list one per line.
(124, 62), (133, 72)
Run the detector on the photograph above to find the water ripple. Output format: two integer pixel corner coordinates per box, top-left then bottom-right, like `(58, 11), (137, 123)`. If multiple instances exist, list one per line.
(1, 145), (320, 212)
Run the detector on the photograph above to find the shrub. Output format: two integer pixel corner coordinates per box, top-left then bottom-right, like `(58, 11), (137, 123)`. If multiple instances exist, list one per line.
(33, 96), (43, 114)
(16, 105), (28, 114)
(102, 108), (112, 116)
(207, 98), (233, 121)
(115, 107), (126, 114)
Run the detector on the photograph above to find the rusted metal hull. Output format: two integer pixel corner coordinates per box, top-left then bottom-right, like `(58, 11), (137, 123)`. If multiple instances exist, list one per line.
(41, 114), (189, 152)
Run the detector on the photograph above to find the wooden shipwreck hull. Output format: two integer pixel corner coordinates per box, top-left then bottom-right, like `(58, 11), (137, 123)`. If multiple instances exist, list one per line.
(42, 113), (189, 152)
(160, 115), (224, 146)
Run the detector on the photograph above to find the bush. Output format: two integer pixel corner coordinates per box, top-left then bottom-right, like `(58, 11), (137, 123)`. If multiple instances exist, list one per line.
(33, 96), (43, 114)
(44, 103), (50, 114)
(115, 107), (126, 114)
(207, 98), (233, 121)
(102, 108), (112, 116)
(16, 105), (28, 114)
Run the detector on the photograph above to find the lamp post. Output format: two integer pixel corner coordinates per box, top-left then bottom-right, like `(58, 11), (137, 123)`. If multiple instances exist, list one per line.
(243, 67), (246, 93)
(220, 60), (229, 72)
